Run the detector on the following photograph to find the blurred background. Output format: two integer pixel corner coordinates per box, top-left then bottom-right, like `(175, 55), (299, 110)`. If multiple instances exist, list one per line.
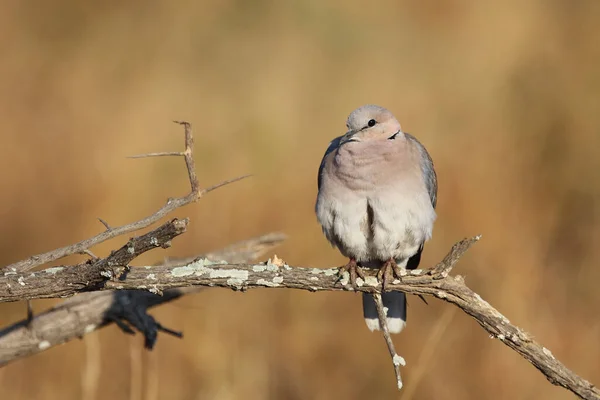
(1, 0), (599, 399)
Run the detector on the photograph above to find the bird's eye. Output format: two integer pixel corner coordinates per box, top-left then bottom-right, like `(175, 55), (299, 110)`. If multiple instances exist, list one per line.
(367, 119), (377, 127)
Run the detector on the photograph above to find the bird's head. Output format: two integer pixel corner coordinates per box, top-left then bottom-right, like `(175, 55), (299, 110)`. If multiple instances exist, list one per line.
(341, 104), (403, 144)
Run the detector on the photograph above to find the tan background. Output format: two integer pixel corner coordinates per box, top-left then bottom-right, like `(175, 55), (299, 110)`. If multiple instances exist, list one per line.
(1, 1), (600, 399)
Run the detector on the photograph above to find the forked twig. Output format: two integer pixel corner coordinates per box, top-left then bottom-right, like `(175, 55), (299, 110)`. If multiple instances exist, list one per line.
(0, 232), (286, 366)
(373, 293), (406, 390)
(1, 121), (246, 273)
(2, 236), (597, 399)
(1, 117), (598, 400)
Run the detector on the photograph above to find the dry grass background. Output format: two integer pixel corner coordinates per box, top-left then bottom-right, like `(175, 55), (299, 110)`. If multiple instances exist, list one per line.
(1, 0), (599, 399)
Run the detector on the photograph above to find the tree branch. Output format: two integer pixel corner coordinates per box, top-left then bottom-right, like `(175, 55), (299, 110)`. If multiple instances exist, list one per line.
(1, 118), (596, 399)
(0, 237), (600, 399)
(0, 232), (286, 367)
(0, 236), (475, 302)
(373, 292), (406, 390)
(1, 236), (598, 399)
(0, 218), (189, 302)
(1, 121), (212, 273)
(0, 119), (257, 368)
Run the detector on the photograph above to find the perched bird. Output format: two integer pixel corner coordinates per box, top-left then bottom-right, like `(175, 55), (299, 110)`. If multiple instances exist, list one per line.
(315, 104), (437, 333)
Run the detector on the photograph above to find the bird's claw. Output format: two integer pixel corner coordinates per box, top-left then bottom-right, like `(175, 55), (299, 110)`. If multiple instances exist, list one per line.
(338, 259), (365, 289)
(376, 259), (404, 291)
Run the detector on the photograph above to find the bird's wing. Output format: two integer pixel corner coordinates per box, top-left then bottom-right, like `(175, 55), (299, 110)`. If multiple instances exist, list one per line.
(317, 135), (343, 191)
(405, 133), (437, 209)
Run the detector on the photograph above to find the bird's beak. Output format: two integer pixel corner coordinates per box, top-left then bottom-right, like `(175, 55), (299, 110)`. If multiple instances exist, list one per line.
(340, 130), (360, 144)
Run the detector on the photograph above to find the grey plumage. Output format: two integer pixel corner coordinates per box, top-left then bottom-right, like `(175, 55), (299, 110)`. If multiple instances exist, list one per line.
(405, 133), (437, 209)
(316, 104), (437, 333)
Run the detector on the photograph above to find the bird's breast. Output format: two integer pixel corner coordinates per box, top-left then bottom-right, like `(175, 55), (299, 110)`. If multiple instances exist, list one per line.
(332, 142), (414, 192)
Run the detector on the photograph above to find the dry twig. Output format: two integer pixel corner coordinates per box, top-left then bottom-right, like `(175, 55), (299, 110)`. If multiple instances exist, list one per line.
(1, 121), (247, 274)
(1, 119), (597, 400)
(0, 232), (286, 366)
(1, 237), (598, 400)
(373, 292), (406, 390)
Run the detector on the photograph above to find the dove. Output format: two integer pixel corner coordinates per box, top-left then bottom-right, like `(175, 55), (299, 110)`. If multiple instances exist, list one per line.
(315, 104), (437, 333)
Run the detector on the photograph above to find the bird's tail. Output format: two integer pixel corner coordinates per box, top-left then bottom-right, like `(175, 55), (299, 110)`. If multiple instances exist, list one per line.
(362, 291), (407, 334)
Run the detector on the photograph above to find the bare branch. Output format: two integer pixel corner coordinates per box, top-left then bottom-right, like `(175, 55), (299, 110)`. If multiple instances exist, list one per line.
(174, 121), (200, 196)
(429, 235), (481, 277)
(200, 174), (252, 195)
(128, 152), (184, 158)
(0, 236), (475, 303)
(0, 232), (286, 366)
(0, 237), (596, 399)
(160, 232), (287, 268)
(373, 293), (405, 390)
(0, 218), (188, 302)
(1, 121), (202, 273)
(97, 218), (111, 230)
(78, 249), (99, 260)
(0, 115), (595, 399)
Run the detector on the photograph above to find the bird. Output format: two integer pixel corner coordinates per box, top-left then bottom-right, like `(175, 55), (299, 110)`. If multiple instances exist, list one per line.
(315, 104), (437, 334)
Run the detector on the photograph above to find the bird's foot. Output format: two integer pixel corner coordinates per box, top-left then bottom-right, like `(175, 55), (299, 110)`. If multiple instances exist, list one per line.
(376, 259), (404, 291)
(338, 259), (365, 289)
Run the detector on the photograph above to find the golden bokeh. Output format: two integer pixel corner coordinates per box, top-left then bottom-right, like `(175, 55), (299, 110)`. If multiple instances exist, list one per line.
(1, 1), (599, 399)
